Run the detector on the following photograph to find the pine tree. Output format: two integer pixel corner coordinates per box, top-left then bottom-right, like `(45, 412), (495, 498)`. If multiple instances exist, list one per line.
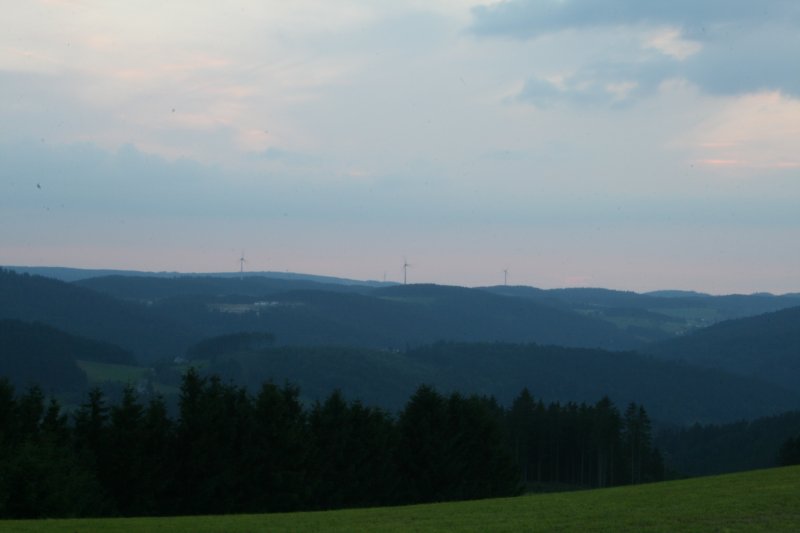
(140, 394), (174, 515)
(248, 382), (309, 512)
(778, 436), (800, 466)
(507, 388), (536, 485)
(592, 396), (621, 487)
(396, 385), (451, 502)
(107, 386), (147, 515)
(0, 379), (16, 448)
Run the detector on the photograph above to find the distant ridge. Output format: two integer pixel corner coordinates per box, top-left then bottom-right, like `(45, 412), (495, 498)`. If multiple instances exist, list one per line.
(645, 290), (711, 298)
(1, 269), (641, 357)
(5, 266), (797, 296)
(3, 266), (393, 287)
(3, 266), (176, 282)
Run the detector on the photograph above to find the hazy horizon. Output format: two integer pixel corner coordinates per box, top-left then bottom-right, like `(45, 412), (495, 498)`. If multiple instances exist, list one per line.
(2, 1), (799, 294)
(6, 263), (799, 297)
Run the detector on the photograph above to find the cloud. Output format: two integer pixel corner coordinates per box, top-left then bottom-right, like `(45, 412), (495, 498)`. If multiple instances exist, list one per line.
(471, 1), (800, 39)
(644, 28), (701, 60)
(682, 28), (800, 96)
(684, 91), (800, 170)
(0, 140), (464, 224)
(0, 141), (211, 214)
(519, 58), (678, 107)
(471, 0), (800, 102)
(256, 147), (322, 166)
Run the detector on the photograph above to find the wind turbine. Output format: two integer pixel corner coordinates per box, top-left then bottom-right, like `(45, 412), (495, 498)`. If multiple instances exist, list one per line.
(239, 251), (246, 279)
(403, 258), (411, 285)
(503, 267), (509, 287)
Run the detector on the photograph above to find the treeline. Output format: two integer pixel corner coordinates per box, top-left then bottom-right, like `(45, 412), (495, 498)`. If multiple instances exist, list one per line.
(0, 373), (661, 518)
(184, 331), (275, 361)
(507, 389), (663, 488)
(172, 340), (800, 425)
(656, 410), (800, 476)
(779, 436), (800, 466)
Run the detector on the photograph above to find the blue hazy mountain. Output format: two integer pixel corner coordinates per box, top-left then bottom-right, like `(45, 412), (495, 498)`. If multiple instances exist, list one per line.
(645, 306), (800, 392)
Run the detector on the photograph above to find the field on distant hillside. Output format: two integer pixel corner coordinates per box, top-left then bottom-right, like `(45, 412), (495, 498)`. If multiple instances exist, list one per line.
(3, 466), (798, 532)
(77, 360), (151, 384)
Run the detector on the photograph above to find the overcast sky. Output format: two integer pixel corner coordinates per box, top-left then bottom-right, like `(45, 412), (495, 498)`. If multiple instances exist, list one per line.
(1, 0), (799, 293)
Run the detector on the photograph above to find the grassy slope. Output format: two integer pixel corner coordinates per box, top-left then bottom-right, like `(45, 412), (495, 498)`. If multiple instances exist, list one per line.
(4, 466), (799, 532)
(77, 360), (151, 384)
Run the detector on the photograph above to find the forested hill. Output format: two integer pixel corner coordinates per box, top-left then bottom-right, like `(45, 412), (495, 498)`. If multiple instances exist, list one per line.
(139, 284), (640, 352)
(0, 269), (193, 362)
(645, 306), (800, 392)
(657, 410), (800, 476)
(306, 284), (641, 350)
(2, 267), (799, 425)
(481, 286), (800, 343)
(3, 270), (641, 359)
(74, 273), (373, 301)
(6, 265), (388, 286)
(486, 286), (800, 320)
(0, 319), (129, 393)
(192, 341), (800, 425)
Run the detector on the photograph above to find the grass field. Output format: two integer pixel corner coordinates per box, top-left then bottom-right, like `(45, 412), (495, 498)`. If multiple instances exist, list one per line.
(76, 360), (152, 384)
(3, 466), (799, 532)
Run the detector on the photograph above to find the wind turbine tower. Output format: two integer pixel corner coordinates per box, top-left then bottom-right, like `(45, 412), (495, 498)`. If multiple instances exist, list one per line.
(239, 251), (246, 280)
(403, 258), (410, 285)
(503, 268), (509, 286)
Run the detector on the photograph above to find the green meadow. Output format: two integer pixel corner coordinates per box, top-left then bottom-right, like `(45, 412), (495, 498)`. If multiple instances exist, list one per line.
(76, 360), (151, 384)
(3, 466), (799, 532)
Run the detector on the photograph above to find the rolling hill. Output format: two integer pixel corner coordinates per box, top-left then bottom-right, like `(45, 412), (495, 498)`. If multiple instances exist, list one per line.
(74, 274), (375, 301)
(3, 267), (799, 425)
(645, 306), (800, 392)
(482, 285), (800, 343)
(0, 319), (119, 393)
(191, 341), (800, 424)
(7, 265), (388, 286)
(0, 269), (194, 362)
(5, 271), (643, 356)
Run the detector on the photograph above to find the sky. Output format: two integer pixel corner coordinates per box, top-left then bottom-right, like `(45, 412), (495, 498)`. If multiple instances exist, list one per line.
(1, 0), (799, 294)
